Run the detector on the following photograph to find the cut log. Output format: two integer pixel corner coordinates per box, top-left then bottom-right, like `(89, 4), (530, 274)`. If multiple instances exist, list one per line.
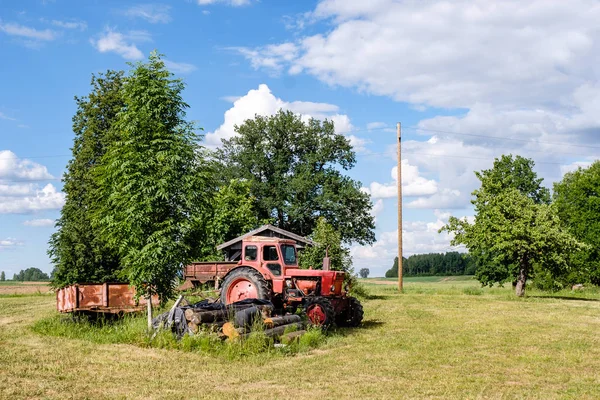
(222, 322), (245, 340)
(186, 309), (228, 324)
(281, 330), (306, 343)
(188, 321), (198, 334)
(263, 314), (302, 328)
(241, 322), (304, 339)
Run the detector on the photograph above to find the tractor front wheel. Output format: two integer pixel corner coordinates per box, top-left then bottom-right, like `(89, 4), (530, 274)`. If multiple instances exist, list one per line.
(220, 268), (270, 305)
(304, 297), (335, 329)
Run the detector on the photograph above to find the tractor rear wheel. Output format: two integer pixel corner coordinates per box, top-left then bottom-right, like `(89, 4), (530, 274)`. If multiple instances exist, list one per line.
(304, 297), (335, 329)
(220, 268), (270, 305)
(336, 297), (364, 327)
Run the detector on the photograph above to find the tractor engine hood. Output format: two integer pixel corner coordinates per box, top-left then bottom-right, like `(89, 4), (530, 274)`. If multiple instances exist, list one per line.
(285, 269), (346, 296)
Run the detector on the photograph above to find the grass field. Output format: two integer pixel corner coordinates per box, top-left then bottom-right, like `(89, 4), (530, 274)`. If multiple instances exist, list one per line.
(1, 279), (599, 399)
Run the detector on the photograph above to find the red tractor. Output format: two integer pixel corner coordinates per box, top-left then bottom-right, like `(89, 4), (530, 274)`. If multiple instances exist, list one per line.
(183, 236), (363, 328)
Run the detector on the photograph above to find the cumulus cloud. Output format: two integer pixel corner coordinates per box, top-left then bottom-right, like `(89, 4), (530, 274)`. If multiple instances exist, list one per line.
(0, 150), (53, 180)
(362, 161), (438, 199)
(23, 218), (55, 227)
(239, 0), (600, 111)
(122, 4), (172, 24)
(91, 28), (148, 60)
(205, 84), (367, 151)
(0, 151), (64, 214)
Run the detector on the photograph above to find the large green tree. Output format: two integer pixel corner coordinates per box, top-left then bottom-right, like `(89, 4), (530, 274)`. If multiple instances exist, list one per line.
(49, 70), (124, 288)
(441, 155), (582, 296)
(0, 271), (5, 281)
(94, 52), (211, 301)
(218, 110), (375, 245)
(553, 161), (600, 285)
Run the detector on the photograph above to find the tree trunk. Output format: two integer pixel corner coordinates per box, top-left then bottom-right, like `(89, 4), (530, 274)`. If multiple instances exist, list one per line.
(515, 266), (528, 297)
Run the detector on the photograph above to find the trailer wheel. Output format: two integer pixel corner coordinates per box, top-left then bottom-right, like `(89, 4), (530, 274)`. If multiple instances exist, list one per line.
(220, 268), (270, 305)
(336, 297), (364, 327)
(304, 297), (335, 329)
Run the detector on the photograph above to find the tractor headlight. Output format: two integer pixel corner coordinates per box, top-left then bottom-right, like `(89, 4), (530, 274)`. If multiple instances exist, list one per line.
(330, 285), (335, 292)
(286, 280), (292, 288)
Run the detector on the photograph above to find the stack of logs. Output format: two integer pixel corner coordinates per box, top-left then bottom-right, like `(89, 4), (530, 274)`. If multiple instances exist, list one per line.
(183, 303), (307, 343)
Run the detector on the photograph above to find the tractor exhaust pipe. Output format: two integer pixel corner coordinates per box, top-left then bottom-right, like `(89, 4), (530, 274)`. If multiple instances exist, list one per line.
(323, 247), (330, 271)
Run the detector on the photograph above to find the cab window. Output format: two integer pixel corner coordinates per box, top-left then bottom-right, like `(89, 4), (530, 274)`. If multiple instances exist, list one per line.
(281, 245), (297, 265)
(263, 245), (279, 261)
(244, 245), (257, 261)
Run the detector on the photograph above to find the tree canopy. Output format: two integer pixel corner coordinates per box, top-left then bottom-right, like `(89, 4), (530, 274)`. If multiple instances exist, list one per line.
(49, 70), (124, 288)
(441, 155), (582, 296)
(359, 268), (370, 278)
(0, 271), (5, 281)
(13, 268), (49, 281)
(93, 52), (212, 301)
(218, 110), (375, 245)
(553, 161), (600, 285)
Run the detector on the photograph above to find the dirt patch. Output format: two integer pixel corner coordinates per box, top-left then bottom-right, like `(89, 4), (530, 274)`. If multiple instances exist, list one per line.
(367, 280), (397, 285)
(0, 284), (51, 295)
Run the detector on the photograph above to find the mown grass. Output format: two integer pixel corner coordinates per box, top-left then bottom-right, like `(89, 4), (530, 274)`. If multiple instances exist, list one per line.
(1, 279), (600, 399)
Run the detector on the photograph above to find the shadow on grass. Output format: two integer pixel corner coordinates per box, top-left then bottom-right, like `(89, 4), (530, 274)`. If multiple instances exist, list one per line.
(333, 319), (385, 337)
(529, 295), (600, 302)
(360, 294), (390, 300)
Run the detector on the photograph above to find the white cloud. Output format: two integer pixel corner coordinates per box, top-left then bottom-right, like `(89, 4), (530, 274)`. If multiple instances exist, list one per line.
(23, 218), (55, 227)
(0, 238), (24, 250)
(240, 0), (600, 111)
(231, 43), (299, 74)
(198, 0), (253, 6)
(49, 19), (87, 30)
(0, 21), (57, 41)
(164, 59), (197, 74)
(0, 183), (65, 214)
(122, 4), (171, 24)
(0, 150), (53, 180)
(362, 161), (438, 199)
(0, 151), (64, 214)
(91, 28), (146, 60)
(205, 84), (366, 151)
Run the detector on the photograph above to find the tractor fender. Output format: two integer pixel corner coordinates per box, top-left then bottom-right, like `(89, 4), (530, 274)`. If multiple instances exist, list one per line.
(221, 265), (272, 285)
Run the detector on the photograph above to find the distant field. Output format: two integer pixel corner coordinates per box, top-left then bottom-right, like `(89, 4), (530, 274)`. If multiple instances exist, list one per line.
(1, 277), (599, 399)
(0, 281), (51, 295)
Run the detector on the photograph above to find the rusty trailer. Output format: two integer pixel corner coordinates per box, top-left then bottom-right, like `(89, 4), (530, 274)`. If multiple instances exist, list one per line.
(56, 283), (159, 314)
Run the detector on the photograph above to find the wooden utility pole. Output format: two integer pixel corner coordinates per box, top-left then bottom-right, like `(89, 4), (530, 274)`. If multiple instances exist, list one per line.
(397, 122), (403, 291)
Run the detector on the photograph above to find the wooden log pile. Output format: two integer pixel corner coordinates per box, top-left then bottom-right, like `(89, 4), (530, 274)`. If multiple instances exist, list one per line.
(183, 301), (306, 343)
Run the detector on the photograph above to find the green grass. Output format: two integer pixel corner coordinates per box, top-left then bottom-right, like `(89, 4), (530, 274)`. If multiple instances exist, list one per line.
(1, 278), (600, 399)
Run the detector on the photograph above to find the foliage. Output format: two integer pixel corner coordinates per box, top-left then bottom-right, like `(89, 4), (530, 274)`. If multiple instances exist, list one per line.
(385, 253), (475, 277)
(299, 217), (352, 273)
(93, 52), (212, 302)
(441, 155), (583, 296)
(13, 268), (49, 281)
(218, 110), (375, 245)
(0, 271), (4, 281)
(49, 70), (125, 288)
(359, 268), (370, 278)
(553, 161), (600, 285)
(193, 179), (264, 261)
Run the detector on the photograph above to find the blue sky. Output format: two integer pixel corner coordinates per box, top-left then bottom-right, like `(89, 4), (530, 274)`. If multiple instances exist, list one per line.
(1, 0), (600, 278)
